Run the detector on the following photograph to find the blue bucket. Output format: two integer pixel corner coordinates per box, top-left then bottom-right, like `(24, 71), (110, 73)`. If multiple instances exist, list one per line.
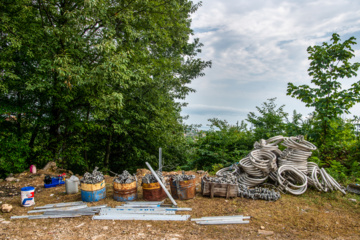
(81, 187), (106, 202)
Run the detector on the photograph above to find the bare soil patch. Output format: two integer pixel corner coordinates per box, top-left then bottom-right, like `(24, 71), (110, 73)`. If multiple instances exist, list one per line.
(0, 169), (359, 240)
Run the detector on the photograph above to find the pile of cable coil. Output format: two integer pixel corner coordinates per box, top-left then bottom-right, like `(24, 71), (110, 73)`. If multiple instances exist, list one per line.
(216, 135), (346, 200)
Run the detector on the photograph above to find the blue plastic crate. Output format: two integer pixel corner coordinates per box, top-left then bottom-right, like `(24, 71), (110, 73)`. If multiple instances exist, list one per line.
(44, 177), (65, 188)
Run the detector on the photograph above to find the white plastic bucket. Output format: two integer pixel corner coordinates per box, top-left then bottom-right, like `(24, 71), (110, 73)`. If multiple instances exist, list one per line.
(21, 186), (35, 207)
(66, 176), (80, 194)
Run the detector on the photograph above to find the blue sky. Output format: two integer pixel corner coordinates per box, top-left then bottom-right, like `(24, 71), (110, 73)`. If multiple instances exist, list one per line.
(181, 0), (360, 129)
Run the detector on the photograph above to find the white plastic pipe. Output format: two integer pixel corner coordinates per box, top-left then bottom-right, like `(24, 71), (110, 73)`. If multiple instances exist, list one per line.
(145, 162), (177, 207)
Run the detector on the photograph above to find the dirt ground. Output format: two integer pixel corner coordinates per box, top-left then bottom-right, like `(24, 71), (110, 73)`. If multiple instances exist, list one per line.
(0, 169), (359, 240)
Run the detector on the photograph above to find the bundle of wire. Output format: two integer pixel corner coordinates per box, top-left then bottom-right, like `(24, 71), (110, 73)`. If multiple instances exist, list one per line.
(216, 163), (241, 177)
(307, 162), (346, 194)
(214, 135), (346, 197)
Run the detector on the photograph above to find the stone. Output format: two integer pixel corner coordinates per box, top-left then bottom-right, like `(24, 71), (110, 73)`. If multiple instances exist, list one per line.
(1, 204), (13, 213)
(258, 230), (274, 236)
(196, 170), (205, 174)
(75, 223), (85, 228)
(348, 198), (357, 202)
(102, 226), (109, 230)
(260, 226), (265, 230)
(5, 177), (16, 182)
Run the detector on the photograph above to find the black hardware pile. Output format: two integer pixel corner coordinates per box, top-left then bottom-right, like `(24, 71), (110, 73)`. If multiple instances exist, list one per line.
(113, 170), (136, 184)
(171, 172), (195, 182)
(238, 184), (280, 201)
(142, 171), (165, 184)
(203, 174), (238, 184)
(81, 167), (104, 184)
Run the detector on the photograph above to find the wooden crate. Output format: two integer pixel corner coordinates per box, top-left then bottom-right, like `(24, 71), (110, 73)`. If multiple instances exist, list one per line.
(201, 177), (238, 198)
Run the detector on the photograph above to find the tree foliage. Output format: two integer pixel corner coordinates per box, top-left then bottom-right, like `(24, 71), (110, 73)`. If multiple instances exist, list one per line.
(0, 0), (211, 177)
(185, 119), (254, 171)
(287, 33), (360, 143)
(246, 98), (288, 140)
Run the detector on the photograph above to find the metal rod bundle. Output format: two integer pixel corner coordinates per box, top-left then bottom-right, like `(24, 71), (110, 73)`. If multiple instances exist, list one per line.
(93, 214), (190, 221)
(11, 202), (107, 220)
(191, 215), (250, 225)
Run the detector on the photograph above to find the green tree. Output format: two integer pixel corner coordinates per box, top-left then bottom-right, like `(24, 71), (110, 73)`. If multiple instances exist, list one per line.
(0, 0), (210, 176)
(246, 98), (288, 140)
(287, 33), (360, 144)
(187, 118), (254, 171)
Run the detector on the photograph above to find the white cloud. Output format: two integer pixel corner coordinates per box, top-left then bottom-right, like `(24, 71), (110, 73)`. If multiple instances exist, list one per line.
(183, 0), (360, 127)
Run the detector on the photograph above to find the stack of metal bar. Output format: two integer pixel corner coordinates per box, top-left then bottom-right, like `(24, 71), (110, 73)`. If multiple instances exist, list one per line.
(191, 215), (251, 225)
(93, 201), (191, 221)
(11, 201), (107, 219)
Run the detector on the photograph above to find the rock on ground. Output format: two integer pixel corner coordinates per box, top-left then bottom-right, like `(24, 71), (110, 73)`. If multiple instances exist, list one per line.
(258, 230), (274, 236)
(1, 204), (13, 213)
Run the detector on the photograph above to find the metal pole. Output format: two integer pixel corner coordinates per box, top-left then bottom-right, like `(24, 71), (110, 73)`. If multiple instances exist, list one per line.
(93, 214), (190, 221)
(159, 148), (162, 171)
(145, 162), (177, 207)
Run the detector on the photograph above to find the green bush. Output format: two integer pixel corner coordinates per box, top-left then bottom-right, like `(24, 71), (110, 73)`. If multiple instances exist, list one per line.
(186, 119), (254, 171)
(0, 133), (30, 178)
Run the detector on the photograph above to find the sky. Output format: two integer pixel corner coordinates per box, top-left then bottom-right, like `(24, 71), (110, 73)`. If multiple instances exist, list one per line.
(180, 0), (360, 129)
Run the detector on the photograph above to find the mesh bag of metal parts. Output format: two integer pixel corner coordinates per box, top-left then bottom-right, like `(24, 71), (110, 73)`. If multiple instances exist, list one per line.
(142, 171), (165, 184)
(81, 167), (104, 184)
(203, 174), (238, 184)
(113, 170), (136, 184)
(170, 171), (195, 182)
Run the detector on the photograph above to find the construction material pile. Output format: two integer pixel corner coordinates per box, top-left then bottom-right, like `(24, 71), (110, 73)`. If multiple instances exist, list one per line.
(217, 135), (346, 197)
(81, 167), (104, 184)
(142, 171), (165, 184)
(203, 174), (237, 184)
(93, 201), (191, 221)
(114, 170), (136, 184)
(171, 172), (195, 182)
(11, 201), (106, 219)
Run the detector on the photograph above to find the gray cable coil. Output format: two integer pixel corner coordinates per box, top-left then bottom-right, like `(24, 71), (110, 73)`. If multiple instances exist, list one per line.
(239, 157), (265, 178)
(237, 173), (268, 188)
(214, 135), (345, 196)
(276, 165), (308, 195)
(216, 163), (241, 177)
(249, 149), (277, 174)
